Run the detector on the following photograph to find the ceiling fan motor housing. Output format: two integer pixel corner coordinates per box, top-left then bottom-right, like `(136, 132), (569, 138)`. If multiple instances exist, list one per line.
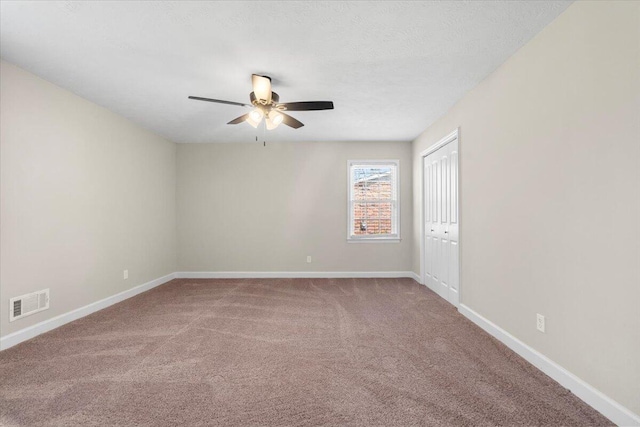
(250, 91), (280, 110)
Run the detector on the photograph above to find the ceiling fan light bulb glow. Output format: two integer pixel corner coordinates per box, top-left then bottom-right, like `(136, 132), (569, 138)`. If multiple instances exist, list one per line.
(246, 109), (263, 128)
(265, 118), (276, 130)
(269, 110), (284, 126)
(249, 109), (263, 122)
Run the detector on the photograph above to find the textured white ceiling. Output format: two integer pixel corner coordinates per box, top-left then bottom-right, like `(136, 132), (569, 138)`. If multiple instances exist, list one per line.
(0, 1), (571, 143)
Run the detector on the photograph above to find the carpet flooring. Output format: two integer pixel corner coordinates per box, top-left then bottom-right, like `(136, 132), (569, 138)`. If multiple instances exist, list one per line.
(1, 278), (611, 426)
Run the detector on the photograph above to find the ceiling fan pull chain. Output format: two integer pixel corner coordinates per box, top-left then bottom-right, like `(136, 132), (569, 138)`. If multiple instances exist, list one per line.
(262, 120), (266, 147)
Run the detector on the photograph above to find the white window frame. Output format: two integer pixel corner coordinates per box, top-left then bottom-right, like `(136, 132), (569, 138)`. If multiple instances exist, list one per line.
(347, 159), (400, 243)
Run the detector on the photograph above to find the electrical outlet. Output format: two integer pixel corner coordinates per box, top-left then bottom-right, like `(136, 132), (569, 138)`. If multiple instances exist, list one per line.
(124, 269), (129, 280)
(536, 313), (545, 333)
(306, 256), (312, 263)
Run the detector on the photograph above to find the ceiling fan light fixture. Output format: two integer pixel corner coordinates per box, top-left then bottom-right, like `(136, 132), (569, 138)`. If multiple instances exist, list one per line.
(269, 110), (284, 126)
(247, 108), (264, 128)
(265, 110), (284, 130)
(265, 118), (277, 130)
(250, 109), (263, 122)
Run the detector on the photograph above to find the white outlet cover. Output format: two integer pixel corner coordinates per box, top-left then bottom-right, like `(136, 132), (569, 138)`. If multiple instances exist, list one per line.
(536, 314), (545, 333)
(124, 270), (129, 279)
(306, 256), (312, 263)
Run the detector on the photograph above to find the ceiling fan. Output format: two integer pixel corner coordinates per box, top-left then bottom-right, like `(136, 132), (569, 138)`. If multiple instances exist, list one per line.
(189, 74), (334, 130)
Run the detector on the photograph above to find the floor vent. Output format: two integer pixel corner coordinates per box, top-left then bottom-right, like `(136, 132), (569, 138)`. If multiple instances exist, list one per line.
(9, 289), (49, 322)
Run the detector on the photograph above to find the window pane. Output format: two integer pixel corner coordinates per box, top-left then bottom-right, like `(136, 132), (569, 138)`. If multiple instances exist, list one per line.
(352, 202), (393, 235)
(352, 181), (368, 201)
(366, 202), (391, 220)
(353, 203), (367, 227)
(380, 218), (392, 234)
(365, 219), (381, 235)
(368, 179), (391, 200)
(353, 218), (393, 236)
(353, 218), (367, 235)
(352, 166), (393, 201)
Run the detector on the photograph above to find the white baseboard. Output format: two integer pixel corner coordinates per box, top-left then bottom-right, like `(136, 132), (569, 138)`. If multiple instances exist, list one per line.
(0, 272), (176, 351)
(459, 304), (640, 427)
(175, 271), (417, 279)
(409, 271), (421, 282)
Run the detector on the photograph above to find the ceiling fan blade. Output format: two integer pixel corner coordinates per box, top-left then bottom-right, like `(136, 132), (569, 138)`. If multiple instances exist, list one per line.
(278, 101), (334, 111)
(188, 96), (250, 107)
(251, 74), (272, 104)
(280, 112), (304, 129)
(227, 113), (250, 125)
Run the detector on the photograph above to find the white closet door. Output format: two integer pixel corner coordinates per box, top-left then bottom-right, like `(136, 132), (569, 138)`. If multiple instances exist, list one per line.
(424, 159), (437, 287)
(423, 137), (459, 306)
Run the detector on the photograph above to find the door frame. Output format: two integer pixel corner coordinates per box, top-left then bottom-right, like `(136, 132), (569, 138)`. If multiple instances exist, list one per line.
(420, 128), (461, 304)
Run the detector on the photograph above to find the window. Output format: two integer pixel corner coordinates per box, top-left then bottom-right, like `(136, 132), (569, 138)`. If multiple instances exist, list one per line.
(348, 160), (400, 242)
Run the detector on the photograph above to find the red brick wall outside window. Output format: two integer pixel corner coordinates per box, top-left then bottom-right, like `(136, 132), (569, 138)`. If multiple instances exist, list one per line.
(353, 180), (393, 235)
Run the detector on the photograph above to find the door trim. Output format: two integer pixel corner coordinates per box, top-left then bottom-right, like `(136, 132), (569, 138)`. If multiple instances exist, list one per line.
(420, 128), (460, 303)
(419, 128), (459, 158)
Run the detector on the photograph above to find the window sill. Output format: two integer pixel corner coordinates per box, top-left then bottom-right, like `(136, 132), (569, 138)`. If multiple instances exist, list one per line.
(347, 237), (401, 244)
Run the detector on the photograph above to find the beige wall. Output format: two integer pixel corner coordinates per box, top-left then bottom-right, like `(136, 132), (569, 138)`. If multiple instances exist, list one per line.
(177, 141), (412, 272)
(0, 61), (177, 337)
(412, 1), (639, 414)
